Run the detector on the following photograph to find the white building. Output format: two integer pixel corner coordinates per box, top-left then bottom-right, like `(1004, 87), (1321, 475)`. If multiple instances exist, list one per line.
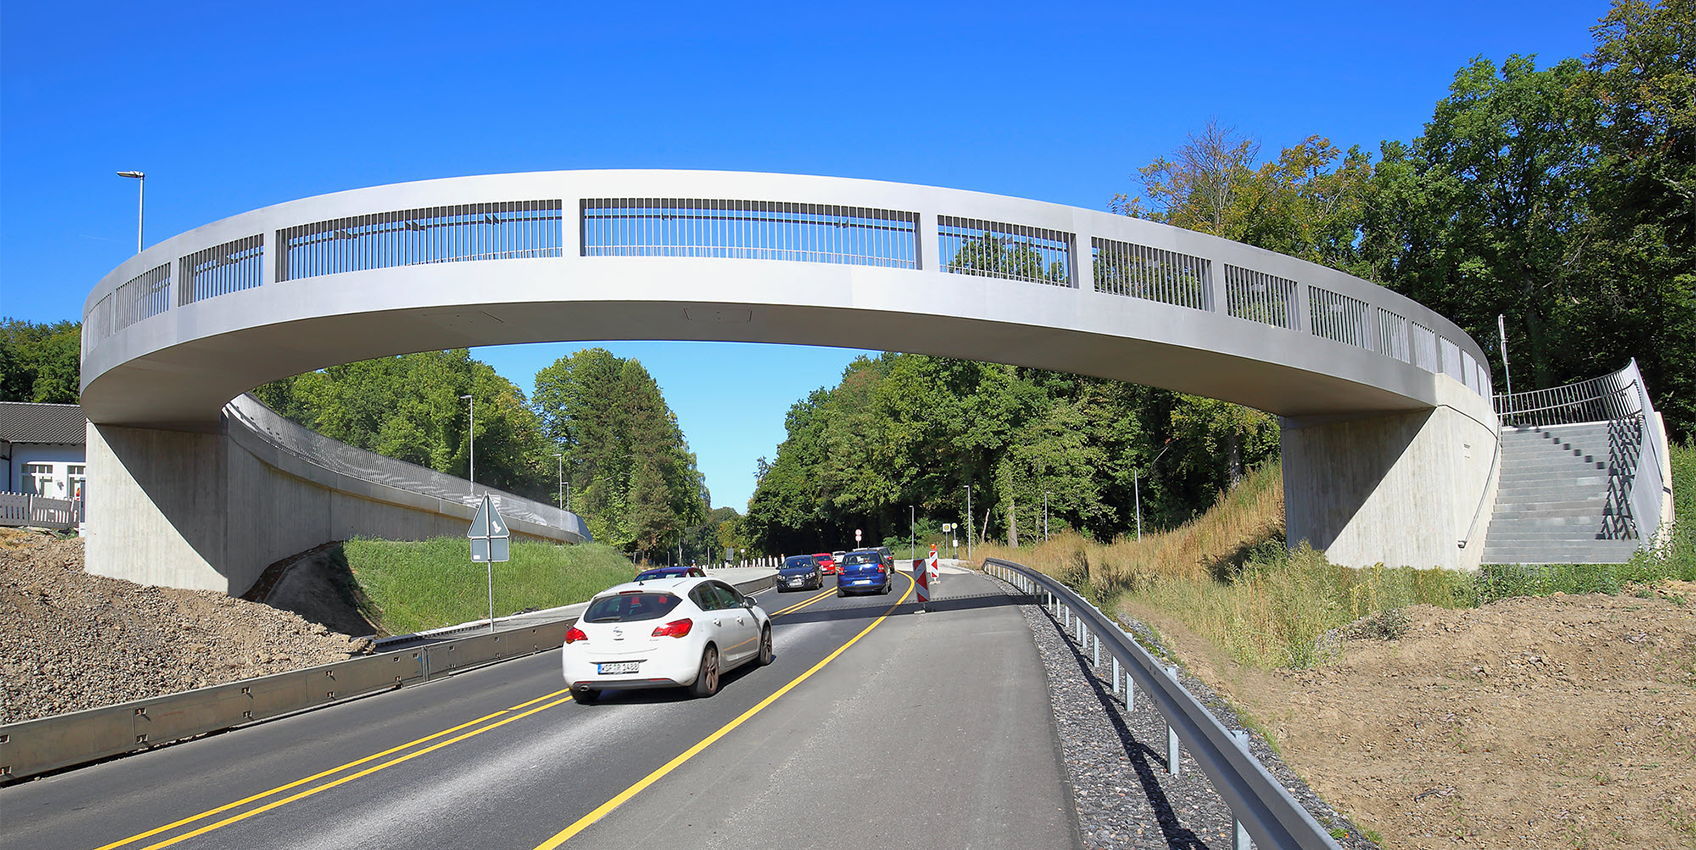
(1, 402), (87, 503)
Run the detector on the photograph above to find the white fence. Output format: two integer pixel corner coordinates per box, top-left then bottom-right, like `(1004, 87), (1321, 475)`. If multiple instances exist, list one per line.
(0, 492), (81, 531)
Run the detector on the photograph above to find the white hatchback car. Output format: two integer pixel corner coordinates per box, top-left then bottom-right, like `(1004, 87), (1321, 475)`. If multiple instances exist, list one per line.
(562, 577), (772, 703)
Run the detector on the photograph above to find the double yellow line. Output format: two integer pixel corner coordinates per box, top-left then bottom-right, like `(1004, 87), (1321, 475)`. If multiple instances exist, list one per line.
(97, 578), (900, 850)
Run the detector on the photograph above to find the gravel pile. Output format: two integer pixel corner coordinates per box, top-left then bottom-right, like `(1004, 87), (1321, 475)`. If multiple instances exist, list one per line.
(1002, 575), (1377, 849)
(0, 529), (372, 725)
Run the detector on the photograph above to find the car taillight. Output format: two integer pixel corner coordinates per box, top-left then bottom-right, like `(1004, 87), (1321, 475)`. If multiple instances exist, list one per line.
(565, 626), (588, 644)
(652, 618), (693, 638)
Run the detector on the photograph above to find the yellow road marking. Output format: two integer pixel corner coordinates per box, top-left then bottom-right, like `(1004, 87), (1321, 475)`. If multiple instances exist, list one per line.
(532, 571), (916, 848)
(103, 574), (898, 849)
(92, 688), (570, 850)
(128, 693), (578, 850)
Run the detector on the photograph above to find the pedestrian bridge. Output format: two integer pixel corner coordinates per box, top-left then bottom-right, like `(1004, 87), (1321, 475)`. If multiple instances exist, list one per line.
(81, 170), (1501, 593)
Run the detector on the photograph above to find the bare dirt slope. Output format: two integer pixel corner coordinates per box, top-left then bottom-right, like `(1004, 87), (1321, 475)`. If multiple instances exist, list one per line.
(0, 529), (372, 725)
(1125, 589), (1696, 849)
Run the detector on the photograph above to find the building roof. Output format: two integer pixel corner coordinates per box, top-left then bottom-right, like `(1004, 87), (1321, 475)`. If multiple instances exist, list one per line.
(0, 402), (87, 445)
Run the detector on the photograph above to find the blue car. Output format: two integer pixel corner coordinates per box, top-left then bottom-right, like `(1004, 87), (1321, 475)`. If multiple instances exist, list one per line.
(776, 555), (823, 592)
(834, 549), (892, 596)
(635, 566), (706, 582)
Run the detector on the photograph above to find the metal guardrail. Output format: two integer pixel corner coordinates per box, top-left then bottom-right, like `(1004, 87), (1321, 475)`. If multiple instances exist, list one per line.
(982, 558), (1342, 850)
(0, 574), (773, 783)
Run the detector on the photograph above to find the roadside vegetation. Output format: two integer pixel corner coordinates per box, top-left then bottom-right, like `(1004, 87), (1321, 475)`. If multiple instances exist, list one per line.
(984, 440), (1696, 670)
(340, 537), (637, 635)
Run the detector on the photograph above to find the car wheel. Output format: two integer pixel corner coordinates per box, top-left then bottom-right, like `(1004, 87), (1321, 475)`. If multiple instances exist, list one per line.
(882, 581), (892, 594)
(836, 586), (847, 597)
(758, 626), (773, 666)
(691, 646), (720, 698)
(573, 686), (600, 704)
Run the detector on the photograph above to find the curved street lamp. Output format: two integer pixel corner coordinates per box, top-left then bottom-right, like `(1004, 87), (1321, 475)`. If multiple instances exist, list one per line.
(116, 171), (145, 254)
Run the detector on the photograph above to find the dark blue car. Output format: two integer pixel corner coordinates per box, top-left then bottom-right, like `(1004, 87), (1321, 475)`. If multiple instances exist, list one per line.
(776, 555), (823, 592)
(835, 549), (892, 596)
(634, 566), (706, 582)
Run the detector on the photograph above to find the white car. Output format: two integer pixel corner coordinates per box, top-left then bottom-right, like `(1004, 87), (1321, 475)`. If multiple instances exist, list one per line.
(562, 577), (772, 703)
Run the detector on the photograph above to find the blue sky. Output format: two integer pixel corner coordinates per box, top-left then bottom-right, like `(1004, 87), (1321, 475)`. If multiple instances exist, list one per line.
(1, 0), (1608, 510)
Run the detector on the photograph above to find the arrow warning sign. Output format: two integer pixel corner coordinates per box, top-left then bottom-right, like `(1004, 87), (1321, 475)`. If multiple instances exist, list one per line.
(468, 494), (510, 563)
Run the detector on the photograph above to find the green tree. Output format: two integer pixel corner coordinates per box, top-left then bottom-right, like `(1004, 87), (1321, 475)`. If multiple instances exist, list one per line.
(531, 348), (707, 562)
(255, 350), (550, 501)
(1, 319), (81, 403)
(1579, 0), (1696, 438)
(1361, 55), (1602, 391)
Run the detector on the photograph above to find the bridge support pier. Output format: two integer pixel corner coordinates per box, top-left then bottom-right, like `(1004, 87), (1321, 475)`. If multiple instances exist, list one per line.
(1280, 379), (1499, 571)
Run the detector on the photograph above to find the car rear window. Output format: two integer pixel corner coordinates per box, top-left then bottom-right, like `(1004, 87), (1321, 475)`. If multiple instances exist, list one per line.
(584, 592), (683, 623)
(841, 551), (880, 565)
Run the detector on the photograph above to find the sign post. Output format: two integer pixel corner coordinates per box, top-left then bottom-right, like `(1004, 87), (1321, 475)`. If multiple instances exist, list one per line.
(855, 528), (862, 547)
(467, 494), (510, 632)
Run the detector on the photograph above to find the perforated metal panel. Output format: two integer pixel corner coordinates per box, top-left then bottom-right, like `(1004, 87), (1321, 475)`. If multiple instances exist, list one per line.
(580, 198), (919, 268)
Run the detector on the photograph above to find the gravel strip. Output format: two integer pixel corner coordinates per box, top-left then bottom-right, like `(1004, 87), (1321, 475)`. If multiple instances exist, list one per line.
(988, 575), (1379, 850)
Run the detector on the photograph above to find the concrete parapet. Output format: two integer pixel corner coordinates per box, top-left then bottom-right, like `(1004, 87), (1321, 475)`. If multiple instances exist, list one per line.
(84, 398), (589, 595)
(1281, 377), (1499, 571)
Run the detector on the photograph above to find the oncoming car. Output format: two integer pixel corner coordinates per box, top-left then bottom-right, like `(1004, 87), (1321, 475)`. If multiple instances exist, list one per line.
(562, 577), (772, 703)
(835, 548), (893, 596)
(633, 565), (706, 581)
(777, 554), (824, 591)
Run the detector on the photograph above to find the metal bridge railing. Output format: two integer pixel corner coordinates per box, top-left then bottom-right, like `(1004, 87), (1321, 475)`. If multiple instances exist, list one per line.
(1493, 359), (1672, 546)
(982, 557), (1342, 850)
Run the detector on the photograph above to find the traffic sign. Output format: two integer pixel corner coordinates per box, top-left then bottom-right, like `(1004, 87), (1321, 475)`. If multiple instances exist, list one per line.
(468, 494), (510, 563)
(855, 528), (862, 544)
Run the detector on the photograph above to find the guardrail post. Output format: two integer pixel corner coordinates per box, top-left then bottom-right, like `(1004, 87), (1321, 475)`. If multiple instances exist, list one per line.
(1165, 665), (1181, 776)
(1092, 632), (1100, 667)
(1231, 729), (1254, 849)
(1112, 656), (1121, 695)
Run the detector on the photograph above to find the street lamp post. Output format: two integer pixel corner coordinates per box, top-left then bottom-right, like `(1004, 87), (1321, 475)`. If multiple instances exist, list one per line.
(117, 171), (145, 254)
(460, 394), (474, 495)
(1135, 439), (1176, 541)
(1044, 490), (1049, 541)
(554, 452), (564, 510)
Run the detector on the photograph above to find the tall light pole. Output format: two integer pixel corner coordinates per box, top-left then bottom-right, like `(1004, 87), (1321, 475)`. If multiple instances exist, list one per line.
(554, 452), (564, 510)
(965, 484), (973, 560)
(1135, 439), (1176, 541)
(1044, 489), (1049, 541)
(460, 394), (474, 495)
(909, 505), (915, 562)
(117, 171), (145, 254)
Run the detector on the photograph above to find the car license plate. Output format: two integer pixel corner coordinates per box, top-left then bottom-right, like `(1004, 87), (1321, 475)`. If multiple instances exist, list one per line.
(597, 661), (640, 675)
(853, 579), (872, 585)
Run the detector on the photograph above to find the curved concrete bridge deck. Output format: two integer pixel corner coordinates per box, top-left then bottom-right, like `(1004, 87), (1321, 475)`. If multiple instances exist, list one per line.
(80, 170), (1501, 592)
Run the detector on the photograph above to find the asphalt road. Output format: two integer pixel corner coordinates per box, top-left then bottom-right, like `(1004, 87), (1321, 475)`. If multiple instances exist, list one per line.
(3, 568), (1081, 850)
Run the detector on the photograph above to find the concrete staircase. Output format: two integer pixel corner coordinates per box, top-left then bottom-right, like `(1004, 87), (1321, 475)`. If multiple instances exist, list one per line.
(1482, 422), (1642, 565)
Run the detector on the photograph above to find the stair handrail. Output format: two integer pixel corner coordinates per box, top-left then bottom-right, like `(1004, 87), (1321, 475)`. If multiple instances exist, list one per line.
(1622, 359), (1671, 545)
(1457, 434), (1501, 550)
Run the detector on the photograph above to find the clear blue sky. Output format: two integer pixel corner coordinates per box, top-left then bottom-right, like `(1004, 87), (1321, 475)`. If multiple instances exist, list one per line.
(0, 0), (1608, 510)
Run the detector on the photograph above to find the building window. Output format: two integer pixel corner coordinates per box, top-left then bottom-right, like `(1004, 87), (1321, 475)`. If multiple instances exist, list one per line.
(22, 463), (55, 496)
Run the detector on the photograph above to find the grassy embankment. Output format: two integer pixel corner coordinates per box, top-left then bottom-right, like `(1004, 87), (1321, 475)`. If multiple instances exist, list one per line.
(978, 439), (1696, 670)
(340, 538), (637, 635)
